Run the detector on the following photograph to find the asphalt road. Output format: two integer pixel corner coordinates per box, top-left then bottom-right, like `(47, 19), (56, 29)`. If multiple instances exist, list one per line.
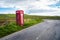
(0, 19), (60, 40)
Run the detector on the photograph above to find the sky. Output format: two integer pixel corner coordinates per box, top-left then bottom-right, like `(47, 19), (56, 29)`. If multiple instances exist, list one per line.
(0, 0), (60, 16)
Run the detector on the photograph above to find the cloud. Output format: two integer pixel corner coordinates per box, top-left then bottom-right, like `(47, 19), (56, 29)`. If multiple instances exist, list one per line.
(0, 0), (29, 13)
(27, 0), (60, 16)
(49, 0), (60, 8)
(0, 0), (60, 16)
(28, 9), (57, 13)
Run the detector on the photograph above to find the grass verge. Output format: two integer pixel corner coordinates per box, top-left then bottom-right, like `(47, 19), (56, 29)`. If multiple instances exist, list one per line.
(0, 18), (43, 38)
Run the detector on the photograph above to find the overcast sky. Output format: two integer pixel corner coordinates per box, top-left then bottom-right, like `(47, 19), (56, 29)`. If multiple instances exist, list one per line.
(0, 0), (60, 16)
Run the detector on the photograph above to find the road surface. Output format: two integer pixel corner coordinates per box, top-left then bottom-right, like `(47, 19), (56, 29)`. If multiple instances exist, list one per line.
(0, 19), (60, 40)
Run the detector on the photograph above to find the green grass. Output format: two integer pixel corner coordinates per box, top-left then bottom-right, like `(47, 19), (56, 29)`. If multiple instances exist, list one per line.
(0, 14), (43, 38)
(25, 15), (60, 20)
(0, 14), (60, 38)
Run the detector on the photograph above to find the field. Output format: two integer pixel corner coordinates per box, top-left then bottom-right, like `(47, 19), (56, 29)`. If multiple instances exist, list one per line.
(27, 15), (60, 20)
(0, 14), (43, 38)
(0, 14), (60, 38)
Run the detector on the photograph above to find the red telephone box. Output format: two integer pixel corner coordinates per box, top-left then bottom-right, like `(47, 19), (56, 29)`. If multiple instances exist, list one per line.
(16, 10), (24, 26)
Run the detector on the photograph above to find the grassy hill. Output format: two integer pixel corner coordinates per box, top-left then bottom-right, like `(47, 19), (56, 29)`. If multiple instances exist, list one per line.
(0, 14), (43, 38)
(0, 14), (60, 38)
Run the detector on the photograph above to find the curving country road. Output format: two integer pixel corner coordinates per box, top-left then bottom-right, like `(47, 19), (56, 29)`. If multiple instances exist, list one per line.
(0, 19), (60, 40)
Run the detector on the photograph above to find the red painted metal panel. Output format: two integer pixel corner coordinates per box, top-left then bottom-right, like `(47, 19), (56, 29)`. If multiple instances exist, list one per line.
(16, 10), (24, 26)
